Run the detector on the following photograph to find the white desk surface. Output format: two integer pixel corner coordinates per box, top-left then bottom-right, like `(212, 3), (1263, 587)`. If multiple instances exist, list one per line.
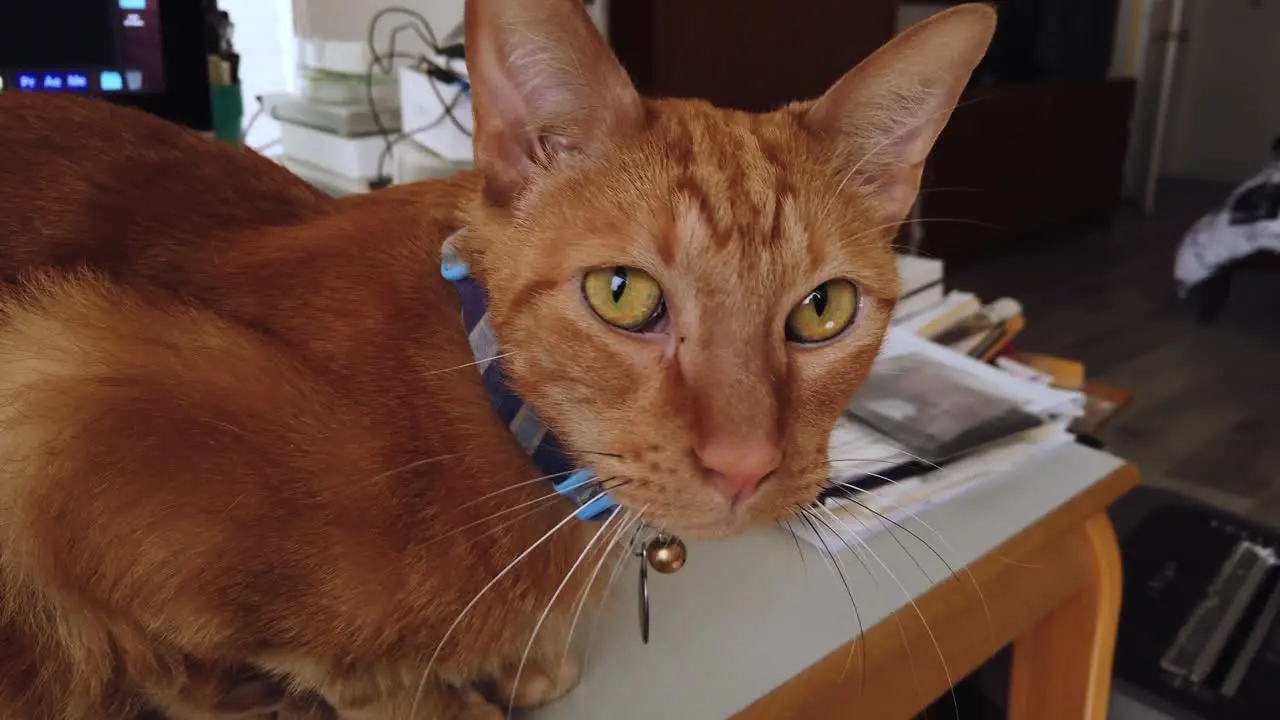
(529, 441), (1126, 720)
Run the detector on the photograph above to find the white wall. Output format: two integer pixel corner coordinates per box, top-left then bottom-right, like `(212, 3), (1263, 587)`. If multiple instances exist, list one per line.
(222, 0), (296, 150)
(894, 2), (950, 33)
(1162, 0), (1280, 182)
(1112, 0), (1145, 78)
(292, 0), (609, 46)
(293, 0), (465, 45)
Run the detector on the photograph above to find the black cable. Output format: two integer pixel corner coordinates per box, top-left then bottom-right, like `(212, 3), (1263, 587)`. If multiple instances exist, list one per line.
(367, 7), (440, 66)
(366, 9), (438, 179)
(364, 7), (473, 186)
(374, 87), (467, 183)
(363, 49), (423, 168)
(241, 94), (266, 143)
(422, 62), (473, 139)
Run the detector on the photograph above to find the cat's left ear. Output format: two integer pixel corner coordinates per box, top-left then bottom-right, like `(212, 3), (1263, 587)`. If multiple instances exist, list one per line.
(465, 0), (644, 206)
(803, 4), (997, 219)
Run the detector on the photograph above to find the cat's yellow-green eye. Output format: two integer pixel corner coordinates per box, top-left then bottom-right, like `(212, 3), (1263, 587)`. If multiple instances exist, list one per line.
(583, 267), (666, 332)
(786, 280), (860, 344)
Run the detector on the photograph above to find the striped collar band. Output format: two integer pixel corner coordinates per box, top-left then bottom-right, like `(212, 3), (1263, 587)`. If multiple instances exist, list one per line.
(440, 230), (616, 522)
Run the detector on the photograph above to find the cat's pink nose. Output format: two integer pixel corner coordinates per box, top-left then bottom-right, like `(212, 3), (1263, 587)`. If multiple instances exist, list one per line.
(696, 439), (782, 504)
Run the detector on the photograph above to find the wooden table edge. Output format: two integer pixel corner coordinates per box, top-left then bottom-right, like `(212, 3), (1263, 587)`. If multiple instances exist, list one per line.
(735, 461), (1141, 719)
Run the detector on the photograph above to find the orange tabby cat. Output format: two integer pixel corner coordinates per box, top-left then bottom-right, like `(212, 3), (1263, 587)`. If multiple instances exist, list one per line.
(0, 1), (994, 717)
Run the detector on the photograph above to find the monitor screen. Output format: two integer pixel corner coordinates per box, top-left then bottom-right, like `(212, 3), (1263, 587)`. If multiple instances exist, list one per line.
(0, 0), (167, 95)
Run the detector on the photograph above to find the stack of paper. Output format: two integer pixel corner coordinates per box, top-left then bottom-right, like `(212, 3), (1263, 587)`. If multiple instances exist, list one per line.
(896, 289), (1026, 362)
(789, 326), (1085, 550)
(796, 419), (1075, 547)
(892, 254), (946, 322)
(878, 329), (1082, 419)
(895, 290), (978, 336)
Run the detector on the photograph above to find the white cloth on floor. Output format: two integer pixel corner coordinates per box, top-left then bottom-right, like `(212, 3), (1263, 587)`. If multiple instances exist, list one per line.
(1175, 159), (1280, 293)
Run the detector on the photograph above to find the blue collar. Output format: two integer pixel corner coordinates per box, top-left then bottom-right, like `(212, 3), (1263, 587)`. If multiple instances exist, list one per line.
(440, 231), (616, 521)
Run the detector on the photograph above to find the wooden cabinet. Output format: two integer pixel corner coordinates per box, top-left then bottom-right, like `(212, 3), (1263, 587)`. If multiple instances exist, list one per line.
(608, 0), (897, 112)
(607, 2), (1136, 263)
(915, 78), (1137, 261)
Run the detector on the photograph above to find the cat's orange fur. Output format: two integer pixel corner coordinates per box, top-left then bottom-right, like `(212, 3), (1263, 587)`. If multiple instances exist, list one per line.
(0, 1), (994, 717)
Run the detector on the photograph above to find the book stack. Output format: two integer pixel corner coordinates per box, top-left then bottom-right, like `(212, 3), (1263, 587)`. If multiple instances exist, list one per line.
(788, 265), (1132, 552)
(790, 327), (1085, 550)
(896, 290), (1026, 362)
(893, 254), (946, 322)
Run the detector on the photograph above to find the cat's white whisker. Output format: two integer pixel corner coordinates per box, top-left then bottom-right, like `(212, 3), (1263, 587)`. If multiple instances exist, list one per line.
(828, 451), (942, 474)
(794, 509), (866, 686)
(369, 453), (462, 482)
(835, 217), (997, 253)
(412, 504), (583, 717)
(808, 504), (924, 711)
(505, 509), (622, 720)
(583, 515), (648, 665)
(456, 494), (566, 550)
(455, 469), (577, 511)
(831, 485), (941, 589)
(827, 463), (1039, 569)
(811, 503), (959, 720)
(817, 95), (986, 225)
(420, 351), (516, 377)
(779, 517), (809, 578)
(826, 457), (909, 466)
(422, 473), (602, 545)
(832, 475), (996, 652)
(791, 509), (838, 580)
(200, 417), (247, 435)
(560, 508), (645, 671)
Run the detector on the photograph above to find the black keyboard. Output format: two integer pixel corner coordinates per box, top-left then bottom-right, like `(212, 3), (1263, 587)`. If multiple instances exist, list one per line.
(1114, 497), (1280, 719)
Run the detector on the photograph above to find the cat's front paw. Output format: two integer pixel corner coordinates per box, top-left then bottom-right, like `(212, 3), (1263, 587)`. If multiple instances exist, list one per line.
(324, 684), (501, 720)
(488, 653), (581, 710)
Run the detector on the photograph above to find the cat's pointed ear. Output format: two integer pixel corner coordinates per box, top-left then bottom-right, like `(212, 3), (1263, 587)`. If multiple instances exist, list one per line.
(803, 4), (996, 218)
(465, 0), (643, 206)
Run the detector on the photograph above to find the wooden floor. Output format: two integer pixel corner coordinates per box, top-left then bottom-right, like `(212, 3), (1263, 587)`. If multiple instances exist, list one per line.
(948, 180), (1280, 530)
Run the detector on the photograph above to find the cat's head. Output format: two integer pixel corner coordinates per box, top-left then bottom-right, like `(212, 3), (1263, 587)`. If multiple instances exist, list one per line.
(459, 0), (994, 538)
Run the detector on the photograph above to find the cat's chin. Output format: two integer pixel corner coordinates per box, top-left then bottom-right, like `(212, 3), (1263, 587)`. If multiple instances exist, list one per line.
(668, 523), (745, 541)
(633, 509), (783, 541)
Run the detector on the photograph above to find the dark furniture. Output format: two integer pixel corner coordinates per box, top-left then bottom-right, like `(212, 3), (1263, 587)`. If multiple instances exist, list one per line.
(1187, 252), (1280, 324)
(956, 485), (1280, 719)
(608, 1), (1137, 263)
(607, 0), (897, 112)
(0, 0), (212, 130)
(1108, 486), (1280, 720)
(915, 78), (1138, 261)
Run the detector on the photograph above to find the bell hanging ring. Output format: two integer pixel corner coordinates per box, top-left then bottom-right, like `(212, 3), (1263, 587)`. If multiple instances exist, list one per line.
(644, 533), (687, 574)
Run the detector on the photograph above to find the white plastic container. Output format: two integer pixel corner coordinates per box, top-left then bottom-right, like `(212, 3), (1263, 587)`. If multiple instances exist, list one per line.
(398, 65), (473, 163)
(279, 121), (389, 180)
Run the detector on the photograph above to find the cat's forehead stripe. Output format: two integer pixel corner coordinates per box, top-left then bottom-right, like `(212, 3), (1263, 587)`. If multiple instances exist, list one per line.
(653, 108), (796, 257)
(671, 112), (897, 298)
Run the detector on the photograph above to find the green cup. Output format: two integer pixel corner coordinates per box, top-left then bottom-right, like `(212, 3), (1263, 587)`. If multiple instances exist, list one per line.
(210, 84), (244, 144)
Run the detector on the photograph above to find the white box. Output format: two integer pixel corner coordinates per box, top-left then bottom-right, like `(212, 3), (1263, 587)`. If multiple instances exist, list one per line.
(895, 253), (945, 294)
(297, 38), (370, 76)
(278, 121), (389, 180)
(399, 65), (474, 163)
(277, 156), (372, 198)
(392, 138), (471, 185)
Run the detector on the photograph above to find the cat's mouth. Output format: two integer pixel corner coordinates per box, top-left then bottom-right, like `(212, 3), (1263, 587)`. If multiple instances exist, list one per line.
(663, 519), (750, 540)
(583, 456), (827, 539)
(618, 497), (797, 541)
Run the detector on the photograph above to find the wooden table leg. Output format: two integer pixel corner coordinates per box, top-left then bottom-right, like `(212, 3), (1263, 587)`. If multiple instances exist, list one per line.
(1007, 514), (1123, 720)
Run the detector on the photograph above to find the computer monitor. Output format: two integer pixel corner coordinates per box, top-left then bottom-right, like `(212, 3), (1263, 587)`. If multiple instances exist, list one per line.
(0, 0), (212, 130)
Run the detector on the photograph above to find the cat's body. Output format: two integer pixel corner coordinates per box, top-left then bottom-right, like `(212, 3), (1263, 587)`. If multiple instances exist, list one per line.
(0, 1), (995, 717)
(0, 90), (594, 718)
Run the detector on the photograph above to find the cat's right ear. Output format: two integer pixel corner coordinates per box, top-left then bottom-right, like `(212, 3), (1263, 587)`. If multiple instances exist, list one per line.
(803, 4), (996, 221)
(465, 0), (644, 206)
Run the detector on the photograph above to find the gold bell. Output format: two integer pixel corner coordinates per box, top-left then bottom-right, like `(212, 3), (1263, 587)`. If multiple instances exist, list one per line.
(644, 534), (687, 574)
